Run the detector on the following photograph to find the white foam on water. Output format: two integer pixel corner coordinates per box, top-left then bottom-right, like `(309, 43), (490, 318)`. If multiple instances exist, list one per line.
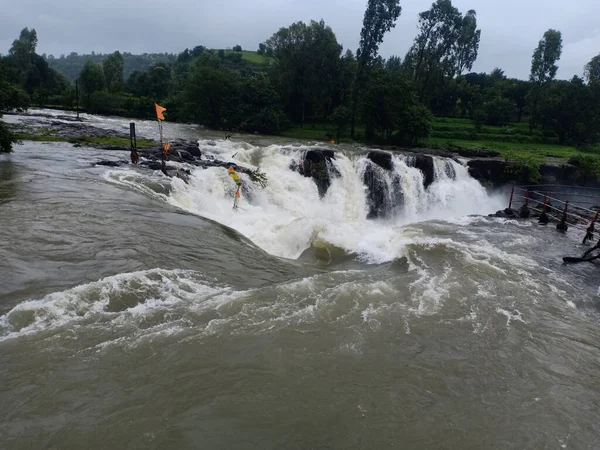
(0, 269), (229, 343)
(496, 308), (527, 328)
(109, 141), (505, 263)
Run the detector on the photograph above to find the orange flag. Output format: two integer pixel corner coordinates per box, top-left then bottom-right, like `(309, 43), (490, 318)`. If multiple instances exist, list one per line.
(155, 103), (166, 121)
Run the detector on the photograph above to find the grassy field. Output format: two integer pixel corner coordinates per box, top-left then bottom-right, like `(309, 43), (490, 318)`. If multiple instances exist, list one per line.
(422, 137), (578, 160)
(222, 50), (271, 66)
(278, 117), (599, 163)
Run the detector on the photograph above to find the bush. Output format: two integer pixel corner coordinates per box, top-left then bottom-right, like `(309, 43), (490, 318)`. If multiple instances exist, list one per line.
(396, 104), (433, 145)
(504, 150), (542, 183)
(568, 154), (600, 180)
(483, 96), (517, 126)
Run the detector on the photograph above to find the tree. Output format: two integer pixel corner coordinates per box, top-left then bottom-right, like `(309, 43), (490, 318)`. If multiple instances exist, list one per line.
(78, 60), (105, 107)
(502, 79), (530, 122)
(351, 0), (402, 137)
(0, 57), (30, 152)
(536, 77), (600, 146)
(103, 51), (124, 92)
(233, 45), (242, 52)
(8, 28), (38, 70)
(182, 57), (239, 129)
(363, 70), (432, 143)
(404, 1), (480, 108)
(385, 55), (403, 72)
(329, 105), (351, 141)
(480, 96), (516, 126)
(266, 20), (342, 125)
(529, 29), (562, 130)
(237, 74), (286, 134)
(454, 10), (481, 75)
(530, 29), (563, 85)
(584, 54), (600, 85)
(257, 43), (267, 55)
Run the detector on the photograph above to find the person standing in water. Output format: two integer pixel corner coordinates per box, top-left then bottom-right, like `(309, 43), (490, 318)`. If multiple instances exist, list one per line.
(228, 165), (243, 209)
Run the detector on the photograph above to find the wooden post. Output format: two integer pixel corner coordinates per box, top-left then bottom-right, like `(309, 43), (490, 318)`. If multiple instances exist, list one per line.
(508, 184), (515, 209)
(75, 80), (80, 120)
(129, 122), (139, 165)
(557, 201), (569, 232)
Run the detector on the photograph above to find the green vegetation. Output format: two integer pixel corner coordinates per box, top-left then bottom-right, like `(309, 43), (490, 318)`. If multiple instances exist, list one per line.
(2, 0), (600, 161)
(223, 50), (271, 66)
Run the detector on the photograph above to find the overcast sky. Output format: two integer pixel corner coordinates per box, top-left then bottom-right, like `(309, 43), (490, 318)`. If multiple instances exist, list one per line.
(1, 0), (598, 80)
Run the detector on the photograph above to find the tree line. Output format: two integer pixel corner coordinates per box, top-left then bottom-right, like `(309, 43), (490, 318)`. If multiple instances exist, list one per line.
(2, 0), (600, 154)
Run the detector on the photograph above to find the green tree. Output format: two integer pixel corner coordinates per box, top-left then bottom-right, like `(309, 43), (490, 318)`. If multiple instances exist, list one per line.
(529, 29), (562, 130)
(103, 51), (124, 92)
(454, 9), (481, 75)
(530, 29), (563, 85)
(584, 54), (600, 85)
(0, 57), (31, 152)
(536, 77), (600, 146)
(363, 70), (432, 143)
(78, 60), (105, 107)
(329, 105), (351, 141)
(266, 20), (342, 125)
(351, 0), (402, 137)
(502, 79), (530, 122)
(481, 96), (516, 126)
(237, 75), (286, 134)
(182, 57), (239, 129)
(404, 1), (480, 108)
(385, 55), (403, 72)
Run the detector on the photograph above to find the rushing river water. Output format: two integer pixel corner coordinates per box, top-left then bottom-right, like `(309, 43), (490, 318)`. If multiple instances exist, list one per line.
(2, 111), (600, 449)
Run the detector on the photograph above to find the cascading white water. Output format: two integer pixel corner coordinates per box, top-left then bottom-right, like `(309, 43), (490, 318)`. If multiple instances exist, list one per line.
(162, 141), (503, 263)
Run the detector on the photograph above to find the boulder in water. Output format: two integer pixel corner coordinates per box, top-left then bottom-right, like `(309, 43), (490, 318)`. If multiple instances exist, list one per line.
(367, 151), (393, 171)
(409, 155), (435, 188)
(362, 160), (403, 220)
(95, 160), (125, 167)
(297, 149), (336, 197)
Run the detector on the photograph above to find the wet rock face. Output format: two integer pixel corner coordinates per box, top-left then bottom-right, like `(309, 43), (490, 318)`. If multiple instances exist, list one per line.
(362, 163), (403, 220)
(408, 155), (435, 188)
(296, 149), (337, 197)
(367, 151), (393, 171)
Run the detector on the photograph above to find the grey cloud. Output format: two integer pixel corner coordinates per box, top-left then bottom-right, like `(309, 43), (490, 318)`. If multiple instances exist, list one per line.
(0, 0), (598, 79)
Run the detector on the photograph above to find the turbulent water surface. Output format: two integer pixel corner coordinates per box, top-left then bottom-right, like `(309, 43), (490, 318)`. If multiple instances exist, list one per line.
(2, 111), (600, 449)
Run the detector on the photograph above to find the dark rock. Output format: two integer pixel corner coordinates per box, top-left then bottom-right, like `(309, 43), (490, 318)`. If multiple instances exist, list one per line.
(96, 160), (124, 167)
(539, 163), (579, 185)
(367, 151), (393, 171)
(493, 208), (519, 218)
(185, 145), (202, 158)
(519, 204), (531, 219)
(409, 155), (435, 188)
(467, 159), (509, 186)
(363, 162), (403, 219)
(297, 149), (336, 197)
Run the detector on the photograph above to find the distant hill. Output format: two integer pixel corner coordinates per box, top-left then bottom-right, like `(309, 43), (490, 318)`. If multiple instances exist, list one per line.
(45, 49), (271, 83)
(45, 52), (177, 82)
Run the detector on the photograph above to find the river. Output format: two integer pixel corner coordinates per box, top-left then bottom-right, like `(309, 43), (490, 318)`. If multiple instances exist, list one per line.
(1, 110), (600, 449)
